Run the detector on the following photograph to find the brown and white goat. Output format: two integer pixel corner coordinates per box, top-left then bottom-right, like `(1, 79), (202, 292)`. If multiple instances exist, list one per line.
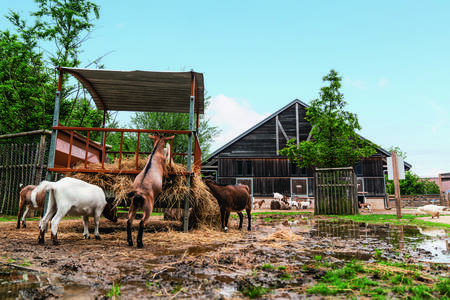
(17, 184), (46, 229)
(204, 179), (252, 232)
(126, 134), (173, 248)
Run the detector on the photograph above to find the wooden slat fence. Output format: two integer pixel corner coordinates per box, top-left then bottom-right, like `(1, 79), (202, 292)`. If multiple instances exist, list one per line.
(314, 167), (358, 215)
(0, 135), (48, 216)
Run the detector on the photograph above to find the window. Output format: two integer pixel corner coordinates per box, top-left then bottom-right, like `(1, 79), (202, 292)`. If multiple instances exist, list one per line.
(245, 160), (253, 176)
(290, 162), (298, 176)
(355, 162), (363, 176)
(236, 160), (243, 176)
(299, 167), (307, 176)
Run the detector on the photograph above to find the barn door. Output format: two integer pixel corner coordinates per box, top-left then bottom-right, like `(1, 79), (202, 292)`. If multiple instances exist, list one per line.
(291, 178), (308, 197)
(236, 178), (253, 197)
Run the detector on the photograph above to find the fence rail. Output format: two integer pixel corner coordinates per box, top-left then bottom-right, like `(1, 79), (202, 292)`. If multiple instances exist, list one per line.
(0, 133), (48, 216)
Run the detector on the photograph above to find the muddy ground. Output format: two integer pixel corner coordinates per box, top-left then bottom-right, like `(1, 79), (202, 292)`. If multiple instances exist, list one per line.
(0, 213), (449, 299)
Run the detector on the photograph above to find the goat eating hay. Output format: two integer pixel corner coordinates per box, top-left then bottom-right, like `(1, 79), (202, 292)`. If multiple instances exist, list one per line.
(66, 155), (221, 230)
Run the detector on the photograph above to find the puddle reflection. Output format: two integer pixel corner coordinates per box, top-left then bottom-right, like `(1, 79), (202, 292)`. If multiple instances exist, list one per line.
(0, 264), (92, 299)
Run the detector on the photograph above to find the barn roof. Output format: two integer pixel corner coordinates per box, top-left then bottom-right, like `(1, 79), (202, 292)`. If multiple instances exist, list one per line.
(205, 99), (412, 169)
(59, 67), (205, 114)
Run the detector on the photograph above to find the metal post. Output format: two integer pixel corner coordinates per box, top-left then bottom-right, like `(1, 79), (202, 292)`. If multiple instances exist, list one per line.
(184, 74), (196, 232)
(44, 68), (63, 215)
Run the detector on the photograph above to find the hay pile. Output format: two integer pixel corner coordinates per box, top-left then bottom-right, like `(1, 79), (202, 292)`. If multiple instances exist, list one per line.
(66, 157), (221, 229)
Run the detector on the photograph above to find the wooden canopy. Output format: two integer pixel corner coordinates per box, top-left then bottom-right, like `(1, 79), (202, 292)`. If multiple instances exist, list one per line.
(59, 67), (205, 114)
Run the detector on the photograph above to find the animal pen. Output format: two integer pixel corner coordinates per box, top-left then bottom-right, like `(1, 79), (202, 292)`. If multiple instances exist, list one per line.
(1, 67), (205, 231)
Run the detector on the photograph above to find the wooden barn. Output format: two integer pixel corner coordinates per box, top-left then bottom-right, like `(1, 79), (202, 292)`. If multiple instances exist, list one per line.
(202, 99), (411, 207)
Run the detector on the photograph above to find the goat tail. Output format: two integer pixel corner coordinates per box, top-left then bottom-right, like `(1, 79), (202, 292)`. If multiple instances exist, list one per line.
(31, 181), (54, 208)
(33, 180), (55, 194)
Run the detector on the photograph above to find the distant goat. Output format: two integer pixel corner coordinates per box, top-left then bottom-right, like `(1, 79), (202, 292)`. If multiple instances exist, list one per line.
(415, 204), (447, 219)
(36, 177), (117, 245)
(17, 184), (46, 229)
(300, 198), (311, 209)
(204, 179), (252, 232)
(359, 202), (372, 212)
(253, 199), (265, 209)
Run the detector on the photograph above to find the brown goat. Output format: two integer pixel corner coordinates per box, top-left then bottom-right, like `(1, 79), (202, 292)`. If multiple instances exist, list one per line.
(126, 134), (173, 248)
(253, 199), (265, 209)
(17, 184), (46, 229)
(204, 179), (252, 232)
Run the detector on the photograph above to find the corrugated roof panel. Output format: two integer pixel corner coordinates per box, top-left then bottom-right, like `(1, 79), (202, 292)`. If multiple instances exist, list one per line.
(60, 67), (204, 114)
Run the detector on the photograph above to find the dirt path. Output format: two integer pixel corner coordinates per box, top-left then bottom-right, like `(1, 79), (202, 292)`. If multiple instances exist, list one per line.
(0, 214), (448, 299)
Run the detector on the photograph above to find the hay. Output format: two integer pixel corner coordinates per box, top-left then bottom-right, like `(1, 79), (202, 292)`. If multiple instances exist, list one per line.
(65, 156), (221, 229)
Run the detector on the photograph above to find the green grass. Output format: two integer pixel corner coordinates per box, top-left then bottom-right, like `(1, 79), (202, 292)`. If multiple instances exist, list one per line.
(107, 281), (122, 299)
(334, 213), (450, 229)
(241, 284), (270, 298)
(306, 258), (449, 299)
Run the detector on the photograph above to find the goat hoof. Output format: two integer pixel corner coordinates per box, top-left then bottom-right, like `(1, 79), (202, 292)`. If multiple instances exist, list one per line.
(38, 238), (44, 245)
(52, 239), (59, 246)
(137, 241), (143, 248)
(16, 225), (20, 229)
(22, 224), (26, 228)
(95, 235), (101, 240)
(128, 241), (133, 247)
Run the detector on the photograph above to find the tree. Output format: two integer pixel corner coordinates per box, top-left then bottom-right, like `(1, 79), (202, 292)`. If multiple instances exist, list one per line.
(1, 0), (104, 135)
(385, 171), (440, 195)
(387, 146), (407, 160)
(0, 31), (56, 135)
(129, 96), (220, 161)
(280, 70), (376, 168)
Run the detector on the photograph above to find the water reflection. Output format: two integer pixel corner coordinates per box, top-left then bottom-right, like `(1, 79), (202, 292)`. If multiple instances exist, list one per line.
(0, 264), (92, 299)
(307, 219), (450, 264)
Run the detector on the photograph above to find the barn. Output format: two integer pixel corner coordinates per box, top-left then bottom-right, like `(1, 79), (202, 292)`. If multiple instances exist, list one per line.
(202, 99), (411, 206)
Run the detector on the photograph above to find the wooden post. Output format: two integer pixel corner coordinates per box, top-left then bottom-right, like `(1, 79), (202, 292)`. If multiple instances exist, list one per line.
(392, 151), (402, 219)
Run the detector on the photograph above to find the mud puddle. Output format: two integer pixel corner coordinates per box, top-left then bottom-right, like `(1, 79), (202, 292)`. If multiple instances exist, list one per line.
(0, 214), (448, 298)
(0, 264), (92, 299)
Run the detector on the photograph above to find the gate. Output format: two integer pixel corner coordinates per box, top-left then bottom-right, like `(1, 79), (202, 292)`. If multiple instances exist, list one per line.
(0, 131), (50, 215)
(314, 167), (358, 215)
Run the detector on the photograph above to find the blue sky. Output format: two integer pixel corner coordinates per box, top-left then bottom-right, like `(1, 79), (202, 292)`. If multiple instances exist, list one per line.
(2, 1), (449, 177)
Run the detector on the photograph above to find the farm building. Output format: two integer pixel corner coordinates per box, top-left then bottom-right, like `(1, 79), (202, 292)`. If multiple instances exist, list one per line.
(202, 99), (411, 207)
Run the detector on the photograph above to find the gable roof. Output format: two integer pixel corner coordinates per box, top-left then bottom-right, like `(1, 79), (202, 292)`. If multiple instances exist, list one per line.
(205, 99), (412, 169)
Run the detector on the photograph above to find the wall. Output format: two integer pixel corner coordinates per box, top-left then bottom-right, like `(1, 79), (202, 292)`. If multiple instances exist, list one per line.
(388, 194), (444, 208)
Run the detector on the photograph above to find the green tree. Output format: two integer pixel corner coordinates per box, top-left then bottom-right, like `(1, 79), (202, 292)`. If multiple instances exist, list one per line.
(385, 171), (440, 195)
(129, 96), (220, 161)
(1, 0), (104, 135)
(280, 70), (376, 168)
(8, 0), (100, 68)
(0, 30), (56, 135)
(387, 146), (407, 160)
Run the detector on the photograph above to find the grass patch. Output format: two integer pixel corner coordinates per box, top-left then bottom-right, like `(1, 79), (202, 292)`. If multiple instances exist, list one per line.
(335, 214), (450, 229)
(241, 284), (270, 298)
(306, 259), (448, 299)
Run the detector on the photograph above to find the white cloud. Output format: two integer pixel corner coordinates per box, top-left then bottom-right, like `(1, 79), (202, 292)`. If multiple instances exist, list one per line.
(377, 77), (389, 88)
(207, 95), (270, 150)
(429, 100), (449, 135)
(344, 77), (367, 90)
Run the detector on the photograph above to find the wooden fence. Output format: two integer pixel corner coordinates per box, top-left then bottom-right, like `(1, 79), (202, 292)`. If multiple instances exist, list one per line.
(314, 167), (358, 215)
(0, 132), (49, 216)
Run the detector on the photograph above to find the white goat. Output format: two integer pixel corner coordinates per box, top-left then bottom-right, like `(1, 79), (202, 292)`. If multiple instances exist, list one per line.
(273, 192), (284, 201)
(415, 204), (447, 219)
(36, 177), (117, 245)
(300, 199), (311, 209)
(287, 198), (299, 210)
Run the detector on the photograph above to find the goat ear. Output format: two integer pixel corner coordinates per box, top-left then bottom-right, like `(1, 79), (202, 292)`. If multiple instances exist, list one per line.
(164, 135), (175, 141)
(148, 134), (156, 140)
(126, 191), (135, 198)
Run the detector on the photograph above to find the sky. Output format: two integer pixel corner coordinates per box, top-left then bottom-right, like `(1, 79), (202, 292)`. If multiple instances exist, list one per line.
(1, 1), (449, 177)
